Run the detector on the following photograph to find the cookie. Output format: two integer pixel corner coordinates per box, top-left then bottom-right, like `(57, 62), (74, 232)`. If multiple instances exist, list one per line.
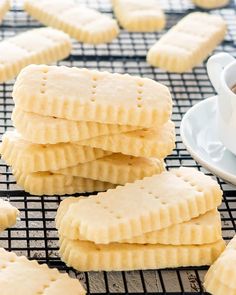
(78, 121), (175, 158)
(13, 170), (115, 196)
(56, 167), (222, 244)
(59, 236), (225, 271)
(0, 199), (19, 231)
(55, 153), (165, 185)
(122, 209), (222, 245)
(0, 130), (110, 173)
(204, 234), (236, 293)
(13, 64), (172, 127)
(192, 0), (229, 8)
(0, 28), (71, 82)
(57, 198), (222, 245)
(112, 0), (165, 32)
(0, 248), (85, 294)
(12, 107), (138, 144)
(147, 12), (227, 73)
(24, 0), (119, 44)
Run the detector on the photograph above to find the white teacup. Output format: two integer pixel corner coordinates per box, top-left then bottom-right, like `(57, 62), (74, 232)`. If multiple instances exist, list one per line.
(207, 52), (236, 155)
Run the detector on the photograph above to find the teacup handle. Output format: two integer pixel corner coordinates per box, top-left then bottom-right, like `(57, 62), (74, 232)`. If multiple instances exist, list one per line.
(207, 53), (235, 93)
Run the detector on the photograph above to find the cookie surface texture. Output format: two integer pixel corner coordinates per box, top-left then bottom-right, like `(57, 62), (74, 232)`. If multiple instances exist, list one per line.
(13, 64), (172, 127)
(112, 0), (165, 32)
(24, 0), (119, 44)
(147, 12), (227, 72)
(0, 28), (71, 82)
(0, 248), (85, 294)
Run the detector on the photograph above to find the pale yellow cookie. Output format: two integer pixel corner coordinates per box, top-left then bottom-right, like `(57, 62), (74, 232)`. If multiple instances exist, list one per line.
(78, 121), (175, 158)
(0, 248), (85, 294)
(0, 0), (10, 23)
(0, 28), (71, 82)
(204, 276), (235, 295)
(12, 107), (138, 144)
(55, 154), (165, 185)
(13, 64), (172, 127)
(57, 198), (222, 245)
(56, 167), (222, 244)
(204, 235), (236, 293)
(147, 12), (227, 73)
(112, 0), (165, 32)
(13, 170), (116, 196)
(24, 0), (119, 44)
(192, 0), (229, 8)
(59, 236), (225, 272)
(0, 199), (19, 231)
(0, 130), (110, 173)
(122, 209), (222, 245)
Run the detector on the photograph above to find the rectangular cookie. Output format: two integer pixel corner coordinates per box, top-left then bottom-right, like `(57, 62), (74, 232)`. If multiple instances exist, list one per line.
(59, 236), (225, 271)
(55, 153), (165, 185)
(122, 209), (222, 245)
(112, 0), (165, 32)
(57, 198), (222, 245)
(0, 198), (19, 231)
(147, 12), (227, 73)
(0, 248), (85, 294)
(0, 130), (111, 173)
(78, 121), (175, 158)
(192, 0), (229, 8)
(0, 27), (71, 82)
(13, 64), (172, 127)
(24, 0), (119, 44)
(13, 170), (116, 196)
(12, 107), (139, 144)
(0, 0), (10, 23)
(204, 234), (236, 293)
(56, 167), (222, 244)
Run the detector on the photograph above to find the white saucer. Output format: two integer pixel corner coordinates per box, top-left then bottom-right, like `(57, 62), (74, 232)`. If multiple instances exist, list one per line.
(181, 96), (236, 186)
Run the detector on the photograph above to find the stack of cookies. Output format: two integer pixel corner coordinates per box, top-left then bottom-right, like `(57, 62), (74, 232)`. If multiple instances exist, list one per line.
(0, 64), (175, 195)
(55, 167), (225, 271)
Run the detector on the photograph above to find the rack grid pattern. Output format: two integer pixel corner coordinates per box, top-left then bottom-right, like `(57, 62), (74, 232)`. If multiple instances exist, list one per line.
(0, 1), (236, 294)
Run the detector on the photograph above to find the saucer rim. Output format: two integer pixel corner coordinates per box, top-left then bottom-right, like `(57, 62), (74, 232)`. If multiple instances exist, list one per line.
(180, 95), (236, 185)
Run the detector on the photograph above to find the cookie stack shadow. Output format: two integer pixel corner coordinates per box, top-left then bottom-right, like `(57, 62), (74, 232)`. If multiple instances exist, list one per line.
(0, 64), (175, 196)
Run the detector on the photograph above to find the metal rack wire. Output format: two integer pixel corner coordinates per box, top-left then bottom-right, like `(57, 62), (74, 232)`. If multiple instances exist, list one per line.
(0, 0), (236, 294)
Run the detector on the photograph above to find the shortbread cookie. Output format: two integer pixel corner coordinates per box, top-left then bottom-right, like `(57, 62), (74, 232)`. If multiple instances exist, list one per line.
(123, 209), (222, 245)
(12, 107), (138, 144)
(55, 154), (165, 185)
(57, 198), (222, 245)
(0, 0), (10, 23)
(112, 0), (165, 32)
(0, 248), (85, 294)
(59, 236), (225, 271)
(0, 130), (110, 173)
(24, 0), (119, 44)
(205, 276), (235, 295)
(0, 199), (19, 231)
(192, 0), (229, 8)
(13, 65), (172, 127)
(204, 235), (236, 293)
(13, 170), (115, 196)
(147, 12), (227, 73)
(56, 167), (222, 244)
(0, 28), (71, 82)
(78, 121), (175, 158)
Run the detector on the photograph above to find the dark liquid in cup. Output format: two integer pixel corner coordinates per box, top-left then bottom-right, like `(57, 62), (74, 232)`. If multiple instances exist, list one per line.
(232, 84), (236, 94)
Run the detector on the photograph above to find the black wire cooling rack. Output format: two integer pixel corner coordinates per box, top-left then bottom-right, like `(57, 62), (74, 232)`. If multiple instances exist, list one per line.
(0, 1), (236, 294)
